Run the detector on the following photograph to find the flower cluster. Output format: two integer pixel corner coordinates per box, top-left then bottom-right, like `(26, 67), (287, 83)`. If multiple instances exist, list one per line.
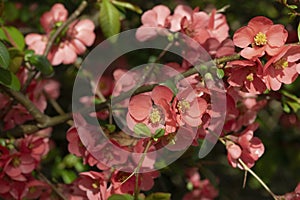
(25, 3), (96, 65)
(0, 68), (60, 130)
(0, 135), (51, 199)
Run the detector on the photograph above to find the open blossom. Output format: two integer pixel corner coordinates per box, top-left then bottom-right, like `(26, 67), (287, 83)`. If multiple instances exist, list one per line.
(225, 88), (267, 132)
(136, 5), (171, 41)
(25, 3), (95, 65)
(233, 16), (288, 60)
(127, 85), (177, 134)
(226, 123), (265, 169)
(40, 3), (68, 33)
(77, 171), (112, 200)
(227, 60), (267, 94)
(263, 45), (300, 91)
(173, 88), (207, 127)
(181, 9), (229, 45)
(111, 170), (159, 194)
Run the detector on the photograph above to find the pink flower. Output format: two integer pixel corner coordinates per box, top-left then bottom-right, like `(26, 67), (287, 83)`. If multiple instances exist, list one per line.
(25, 4), (95, 66)
(168, 5), (193, 32)
(233, 16), (288, 60)
(16, 135), (50, 162)
(136, 5), (171, 41)
(224, 88), (267, 132)
(4, 153), (36, 181)
(40, 3), (68, 33)
(173, 88), (207, 127)
(127, 85), (176, 134)
(263, 45), (300, 91)
(226, 123), (265, 169)
(227, 60), (267, 94)
(202, 38), (235, 58)
(111, 170), (159, 194)
(77, 171), (112, 200)
(182, 9), (229, 45)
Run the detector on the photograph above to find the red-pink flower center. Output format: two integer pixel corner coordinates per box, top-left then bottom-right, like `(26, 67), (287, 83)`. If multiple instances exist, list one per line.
(274, 58), (288, 70)
(177, 100), (190, 113)
(254, 32), (267, 46)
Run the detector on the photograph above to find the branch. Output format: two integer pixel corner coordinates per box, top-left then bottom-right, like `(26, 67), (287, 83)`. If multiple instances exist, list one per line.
(1, 54), (240, 136)
(1, 86), (50, 125)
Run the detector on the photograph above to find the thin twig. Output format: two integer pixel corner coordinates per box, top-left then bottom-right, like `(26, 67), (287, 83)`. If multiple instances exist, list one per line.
(1, 85), (50, 125)
(37, 171), (67, 200)
(238, 159), (278, 200)
(134, 139), (153, 200)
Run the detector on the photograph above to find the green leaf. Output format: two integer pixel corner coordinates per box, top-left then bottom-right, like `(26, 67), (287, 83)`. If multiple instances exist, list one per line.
(0, 67), (20, 90)
(145, 193), (171, 200)
(297, 22), (300, 42)
(111, 0), (142, 14)
(8, 48), (23, 73)
(286, 101), (300, 113)
(154, 128), (165, 139)
(28, 54), (54, 76)
(216, 68), (225, 79)
(61, 169), (77, 184)
(287, 4), (298, 9)
(99, 0), (121, 42)
(0, 26), (25, 50)
(282, 102), (291, 113)
(108, 194), (134, 200)
(0, 41), (10, 69)
(105, 124), (116, 133)
(134, 123), (151, 137)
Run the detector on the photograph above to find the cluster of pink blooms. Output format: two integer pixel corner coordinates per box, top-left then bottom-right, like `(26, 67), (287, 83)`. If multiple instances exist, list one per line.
(25, 3), (96, 66)
(0, 135), (51, 199)
(0, 67), (60, 130)
(1, 1), (300, 199)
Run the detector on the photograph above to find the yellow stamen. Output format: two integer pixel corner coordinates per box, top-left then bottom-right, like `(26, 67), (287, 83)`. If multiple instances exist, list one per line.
(254, 32), (267, 46)
(274, 58), (288, 70)
(149, 108), (161, 124)
(246, 73), (254, 82)
(177, 100), (190, 113)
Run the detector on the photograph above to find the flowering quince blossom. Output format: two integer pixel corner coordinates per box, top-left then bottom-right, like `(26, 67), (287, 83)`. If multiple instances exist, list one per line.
(226, 123), (265, 169)
(136, 5), (171, 41)
(25, 3), (96, 65)
(127, 85), (177, 134)
(173, 88), (207, 127)
(183, 168), (218, 200)
(77, 171), (112, 200)
(233, 16), (288, 60)
(263, 45), (300, 91)
(224, 88), (267, 132)
(227, 60), (267, 94)
(111, 170), (159, 194)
